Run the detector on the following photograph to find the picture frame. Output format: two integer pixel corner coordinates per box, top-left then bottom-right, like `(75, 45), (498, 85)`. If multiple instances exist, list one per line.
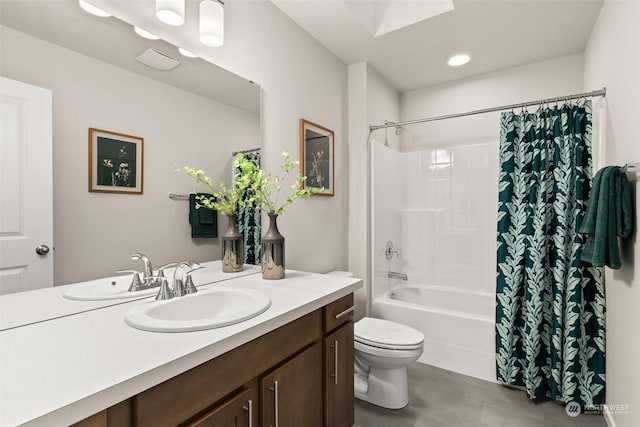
(299, 119), (334, 196)
(88, 128), (143, 194)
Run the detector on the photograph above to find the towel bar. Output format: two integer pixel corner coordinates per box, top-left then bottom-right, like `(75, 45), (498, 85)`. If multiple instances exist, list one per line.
(169, 193), (190, 201)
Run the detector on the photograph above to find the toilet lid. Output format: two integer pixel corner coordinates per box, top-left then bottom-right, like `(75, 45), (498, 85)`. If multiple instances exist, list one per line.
(354, 317), (424, 349)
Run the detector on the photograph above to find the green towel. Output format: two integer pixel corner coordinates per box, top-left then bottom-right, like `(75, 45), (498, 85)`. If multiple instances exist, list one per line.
(580, 166), (632, 269)
(189, 193), (218, 238)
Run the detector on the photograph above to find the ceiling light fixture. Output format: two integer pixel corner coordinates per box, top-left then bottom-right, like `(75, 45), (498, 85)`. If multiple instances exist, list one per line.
(178, 47), (198, 58)
(78, 0), (111, 18)
(199, 0), (224, 47)
(447, 53), (471, 67)
(156, 0), (185, 26)
(134, 26), (160, 40)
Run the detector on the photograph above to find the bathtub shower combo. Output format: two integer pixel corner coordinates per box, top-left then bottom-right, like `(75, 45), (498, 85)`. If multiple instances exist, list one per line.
(371, 141), (499, 382)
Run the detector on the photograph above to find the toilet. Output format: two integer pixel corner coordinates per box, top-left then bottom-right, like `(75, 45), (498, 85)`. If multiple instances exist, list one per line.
(324, 270), (424, 409)
(354, 317), (424, 409)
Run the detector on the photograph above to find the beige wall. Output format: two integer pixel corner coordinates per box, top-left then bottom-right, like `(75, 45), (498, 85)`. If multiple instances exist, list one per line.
(205, 1), (349, 275)
(584, 1), (640, 426)
(1, 26), (260, 285)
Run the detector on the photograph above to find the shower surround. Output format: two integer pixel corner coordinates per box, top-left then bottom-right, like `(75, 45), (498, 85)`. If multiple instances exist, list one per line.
(371, 141), (499, 381)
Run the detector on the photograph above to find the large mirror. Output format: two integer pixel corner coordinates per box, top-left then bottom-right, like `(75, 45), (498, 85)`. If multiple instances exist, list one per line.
(0, 0), (261, 294)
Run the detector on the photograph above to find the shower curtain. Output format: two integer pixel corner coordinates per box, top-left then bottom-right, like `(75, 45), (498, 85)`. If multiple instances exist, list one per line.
(495, 101), (606, 407)
(235, 151), (262, 264)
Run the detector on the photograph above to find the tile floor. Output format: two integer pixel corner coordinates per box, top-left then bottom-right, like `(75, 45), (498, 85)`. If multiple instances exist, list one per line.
(354, 363), (607, 427)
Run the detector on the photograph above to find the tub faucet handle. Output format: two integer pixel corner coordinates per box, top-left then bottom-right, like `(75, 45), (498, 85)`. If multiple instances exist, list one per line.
(385, 241), (399, 260)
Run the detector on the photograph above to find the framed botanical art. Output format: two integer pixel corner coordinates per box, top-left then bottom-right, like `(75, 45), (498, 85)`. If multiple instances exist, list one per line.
(88, 128), (143, 194)
(299, 119), (334, 196)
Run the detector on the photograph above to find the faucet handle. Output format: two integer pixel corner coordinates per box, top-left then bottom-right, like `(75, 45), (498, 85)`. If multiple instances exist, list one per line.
(151, 276), (174, 301)
(116, 270), (144, 292)
(183, 274), (198, 295)
(182, 265), (204, 295)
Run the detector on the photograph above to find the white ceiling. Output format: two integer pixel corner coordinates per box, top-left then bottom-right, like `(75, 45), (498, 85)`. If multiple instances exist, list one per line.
(271, 0), (604, 92)
(0, 0), (260, 114)
(1, 0), (604, 101)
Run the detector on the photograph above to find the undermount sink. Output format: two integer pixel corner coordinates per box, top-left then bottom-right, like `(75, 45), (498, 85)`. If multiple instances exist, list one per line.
(62, 275), (160, 301)
(124, 287), (271, 332)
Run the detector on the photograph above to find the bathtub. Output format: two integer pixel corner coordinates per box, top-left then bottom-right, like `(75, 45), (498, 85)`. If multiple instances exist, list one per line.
(373, 284), (496, 382)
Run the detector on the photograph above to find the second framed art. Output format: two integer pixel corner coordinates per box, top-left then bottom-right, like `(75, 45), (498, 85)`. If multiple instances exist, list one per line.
(299, 119), (334, 196)
(88, 128), (143, 194)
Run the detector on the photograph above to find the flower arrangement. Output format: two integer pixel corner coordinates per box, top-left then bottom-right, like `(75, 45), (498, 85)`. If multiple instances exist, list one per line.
(180, 155), (249, 216)
(238, 151), (316, 216)
(180, 151), (315, 216)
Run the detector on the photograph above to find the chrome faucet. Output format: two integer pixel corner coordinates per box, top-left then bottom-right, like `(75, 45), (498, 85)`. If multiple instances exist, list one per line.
(172, 261), (203, 297)
(131, 253), (153, 278)
(123, 253), (161, 292)
(388, 271), (408, 281)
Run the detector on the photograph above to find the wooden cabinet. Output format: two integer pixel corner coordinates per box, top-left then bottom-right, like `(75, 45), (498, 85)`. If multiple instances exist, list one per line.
(324, 322), (354, 427)
(187, 385), (258, 427)
(74, 293), (355, 427)
(134, 310), (321, 427)
(261, 343), (323, 427)
(323, 294), (355, 427)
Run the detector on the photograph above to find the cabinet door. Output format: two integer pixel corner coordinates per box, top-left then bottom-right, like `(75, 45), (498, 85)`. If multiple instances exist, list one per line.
(187, 386), (257, 427)
(324, 322), (354, 427)
(261, 343), (323, 427)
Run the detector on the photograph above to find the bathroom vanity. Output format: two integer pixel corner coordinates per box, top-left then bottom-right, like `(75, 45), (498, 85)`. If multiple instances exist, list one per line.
(0, 269), (361, 427)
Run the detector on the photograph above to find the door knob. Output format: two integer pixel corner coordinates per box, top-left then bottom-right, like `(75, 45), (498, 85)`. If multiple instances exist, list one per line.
(35, 245), (50, 255)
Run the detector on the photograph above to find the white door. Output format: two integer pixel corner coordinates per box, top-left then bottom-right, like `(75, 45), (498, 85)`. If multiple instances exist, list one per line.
(0, 77), (53, 295)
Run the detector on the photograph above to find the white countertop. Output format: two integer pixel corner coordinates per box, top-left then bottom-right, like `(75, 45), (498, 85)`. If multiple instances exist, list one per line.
(0, 268), (362, 426)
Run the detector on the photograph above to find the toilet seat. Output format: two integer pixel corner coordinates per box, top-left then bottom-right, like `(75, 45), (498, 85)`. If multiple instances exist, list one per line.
(355, 340), (424, 358)
(355, 317), (424, 351)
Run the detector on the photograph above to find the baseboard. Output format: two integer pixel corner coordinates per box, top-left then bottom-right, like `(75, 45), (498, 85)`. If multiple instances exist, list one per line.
(604, 405), (617, 427)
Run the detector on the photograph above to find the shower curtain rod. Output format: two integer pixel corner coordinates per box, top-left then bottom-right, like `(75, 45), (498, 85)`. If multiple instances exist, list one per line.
(370, 87), (606, 132)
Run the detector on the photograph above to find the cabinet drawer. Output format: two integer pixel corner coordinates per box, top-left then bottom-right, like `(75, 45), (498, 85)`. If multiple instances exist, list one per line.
(324, 293), (355, 333)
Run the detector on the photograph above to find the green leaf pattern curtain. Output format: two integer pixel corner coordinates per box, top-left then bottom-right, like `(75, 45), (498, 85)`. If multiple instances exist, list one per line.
(235, 151), (262, 264)
(495, 101), (606, 407)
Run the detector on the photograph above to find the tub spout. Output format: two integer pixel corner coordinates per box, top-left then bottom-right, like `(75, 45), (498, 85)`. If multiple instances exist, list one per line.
(388, 271), (408, 281)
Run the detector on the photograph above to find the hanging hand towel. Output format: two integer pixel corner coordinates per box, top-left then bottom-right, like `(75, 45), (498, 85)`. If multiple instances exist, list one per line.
(580, 166), (632, 269)
(189, 193), (218, 238)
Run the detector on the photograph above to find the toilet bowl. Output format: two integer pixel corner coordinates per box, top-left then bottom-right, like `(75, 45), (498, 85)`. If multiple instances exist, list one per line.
(354, 317), (424, 409)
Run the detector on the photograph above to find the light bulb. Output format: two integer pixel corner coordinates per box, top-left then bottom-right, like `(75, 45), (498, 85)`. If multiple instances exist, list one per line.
(156, 0), (185, 26)
(78, 0), (111, 18)
(134, 26), (160, 40)
(179, 48), (198, 58)
(200, 0), (224, 47)
(447, 54), (471, 67)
